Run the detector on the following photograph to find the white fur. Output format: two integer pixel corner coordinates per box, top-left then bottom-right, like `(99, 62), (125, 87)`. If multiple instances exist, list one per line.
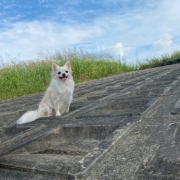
(16, 61), (74, 124)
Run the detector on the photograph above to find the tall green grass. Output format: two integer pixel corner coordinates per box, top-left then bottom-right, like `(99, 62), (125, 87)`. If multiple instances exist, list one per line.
(1, 49), (180, 101)
(0, 49), (137, 101)
(139, 51), (180, 70)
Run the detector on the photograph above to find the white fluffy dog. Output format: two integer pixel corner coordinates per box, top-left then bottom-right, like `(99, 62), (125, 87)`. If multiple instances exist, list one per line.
(16, 61), (74, 124)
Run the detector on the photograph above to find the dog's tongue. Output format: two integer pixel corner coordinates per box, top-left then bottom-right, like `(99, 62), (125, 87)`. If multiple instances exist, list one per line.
(62, 77), (67, 82)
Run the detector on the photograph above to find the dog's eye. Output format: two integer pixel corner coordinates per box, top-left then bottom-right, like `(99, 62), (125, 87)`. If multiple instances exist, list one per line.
(58, 72), (61, 74)
(66, 71), (68, 73)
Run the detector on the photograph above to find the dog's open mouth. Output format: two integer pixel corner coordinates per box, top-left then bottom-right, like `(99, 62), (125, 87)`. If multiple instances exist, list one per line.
(59, 76), (68, 82)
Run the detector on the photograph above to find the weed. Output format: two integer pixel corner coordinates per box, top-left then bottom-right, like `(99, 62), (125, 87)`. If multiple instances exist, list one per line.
(0, 49), (180, 101)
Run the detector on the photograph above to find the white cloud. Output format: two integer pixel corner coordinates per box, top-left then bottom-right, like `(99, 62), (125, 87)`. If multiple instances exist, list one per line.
(0, 0), (180, 64)
(107, 43), (135, 57)
(153, 33), (173, 49)
(0, 21), (103, 62)
(93, 0), (180, 46)
(91, 0), (180, 62)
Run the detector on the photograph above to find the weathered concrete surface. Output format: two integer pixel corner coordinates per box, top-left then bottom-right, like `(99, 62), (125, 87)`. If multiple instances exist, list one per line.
(1, 64), (180, 179)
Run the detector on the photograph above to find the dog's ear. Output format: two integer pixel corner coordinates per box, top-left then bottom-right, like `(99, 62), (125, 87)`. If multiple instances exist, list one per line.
(65, 61), (71, 70)
(52, 63), (58, 71)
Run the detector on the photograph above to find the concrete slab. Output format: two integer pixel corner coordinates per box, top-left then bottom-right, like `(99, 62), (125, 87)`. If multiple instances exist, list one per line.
(1, 64), (180, 179)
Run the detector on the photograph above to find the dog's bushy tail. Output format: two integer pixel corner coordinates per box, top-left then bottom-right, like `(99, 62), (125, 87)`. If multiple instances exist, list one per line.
(16, 110), (40, 124)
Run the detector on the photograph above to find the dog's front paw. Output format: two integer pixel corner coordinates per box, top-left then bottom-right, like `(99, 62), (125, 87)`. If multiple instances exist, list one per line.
(56, 112), (61, 116)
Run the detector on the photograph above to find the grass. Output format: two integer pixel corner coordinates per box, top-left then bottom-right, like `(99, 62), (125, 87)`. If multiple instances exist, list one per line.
(139, 51), (180, 70)
(0, 49), (180, 101)
(0, 49), (137, 101)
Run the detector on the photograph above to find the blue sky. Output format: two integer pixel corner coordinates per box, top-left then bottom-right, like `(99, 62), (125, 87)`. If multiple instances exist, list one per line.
(0, 0), (180, 64)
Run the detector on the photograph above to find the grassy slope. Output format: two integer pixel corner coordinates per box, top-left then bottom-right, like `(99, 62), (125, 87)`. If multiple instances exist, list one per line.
(0, 50), (180, 101)
(138, 51), (180, 69)
(0, 51), (137, 101)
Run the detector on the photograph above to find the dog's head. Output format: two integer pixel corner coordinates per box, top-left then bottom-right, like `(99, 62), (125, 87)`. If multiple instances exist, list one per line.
(52, 61), (72, 82)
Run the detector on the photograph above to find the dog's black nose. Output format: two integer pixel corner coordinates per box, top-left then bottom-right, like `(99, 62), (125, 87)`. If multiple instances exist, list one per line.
(62, 73), (66, 77)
